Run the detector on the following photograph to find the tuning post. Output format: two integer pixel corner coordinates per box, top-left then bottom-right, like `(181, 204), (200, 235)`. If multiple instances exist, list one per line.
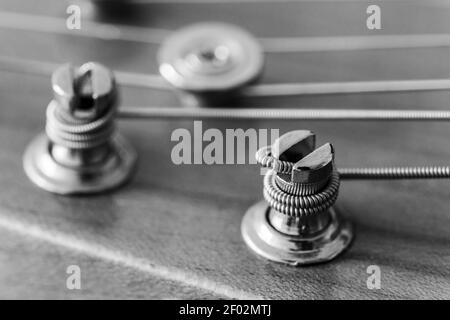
(242, 130), (353, 266)
(158, 22), (264, 107)
(23, 62), (137, 195)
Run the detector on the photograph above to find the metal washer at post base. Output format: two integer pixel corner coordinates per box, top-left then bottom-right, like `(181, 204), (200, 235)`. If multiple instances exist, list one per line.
(158, 22), (264, 107)
(241, 201), (354, 266)
(23, 133), (137, 195)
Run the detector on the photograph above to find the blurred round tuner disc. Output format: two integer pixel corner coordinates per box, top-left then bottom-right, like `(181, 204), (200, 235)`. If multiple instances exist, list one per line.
(158, 22), (264, 93)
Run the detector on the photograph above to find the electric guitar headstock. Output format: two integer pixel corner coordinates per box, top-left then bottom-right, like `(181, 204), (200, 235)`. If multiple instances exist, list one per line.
(0, 0), (449, 300)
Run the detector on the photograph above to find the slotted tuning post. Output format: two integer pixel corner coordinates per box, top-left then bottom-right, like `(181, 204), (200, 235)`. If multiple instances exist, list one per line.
(23, 62), (137, 195)
(242, 130), (353, 266)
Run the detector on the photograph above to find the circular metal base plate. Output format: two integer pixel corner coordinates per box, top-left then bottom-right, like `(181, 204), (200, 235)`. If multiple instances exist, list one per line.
(23, 133), (137, 195)
(241, 201), (353, 266)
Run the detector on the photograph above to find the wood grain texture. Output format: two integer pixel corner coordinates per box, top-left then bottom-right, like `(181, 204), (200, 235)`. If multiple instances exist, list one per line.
(0, 0), (449, 299)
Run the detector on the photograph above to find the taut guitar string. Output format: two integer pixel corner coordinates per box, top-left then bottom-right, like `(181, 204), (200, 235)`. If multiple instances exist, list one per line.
(3, 11), (450, 52)
(119, 106), (450, 121)
(0, 56), (167, 89)
(41, 101), (450, 180)
(119, 107), (450, 180)
(3, 56), (450, 97)
(3, 59), (450, 180)
(2, 55), (450, 121)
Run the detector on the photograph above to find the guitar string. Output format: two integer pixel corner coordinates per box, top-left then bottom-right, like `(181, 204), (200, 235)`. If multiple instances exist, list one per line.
(339, 167), (450, 180)
(4, 10), (450, 95)
(242, 80), (450, 97)
(118, 107), (450, 180)
(4, 55), (450, 97)
(0, 11), (170, 44)
(0, 56), (168, 89)
(127, 106), (450, 180)
(3, 55), (450, 122)
(256, 147), (450, 180)
(3, 57), (450, 180)
(41, 102), (450, 180)
(118, 106), (450, 121)
(4, 11), (450, 53)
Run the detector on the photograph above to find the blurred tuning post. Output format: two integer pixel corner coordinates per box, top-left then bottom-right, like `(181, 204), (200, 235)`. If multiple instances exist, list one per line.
(158, 22), (264, 107)
(23, 62), (137, 195)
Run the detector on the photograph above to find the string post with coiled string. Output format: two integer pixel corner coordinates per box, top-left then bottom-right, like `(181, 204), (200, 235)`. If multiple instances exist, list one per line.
(241, 130), (353, 266)
(23, 62), (137, 195)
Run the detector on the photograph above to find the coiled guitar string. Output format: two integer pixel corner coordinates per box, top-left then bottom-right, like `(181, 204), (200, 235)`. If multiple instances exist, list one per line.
(274, 174), (326, 196)
(261, 153), (450, 219)
(256, 147), (450, 181)
(45, 101), (116, 149)
(263, 169), (340, 217)
(256, 146), (293, 174)
(259, 143), (450, 219)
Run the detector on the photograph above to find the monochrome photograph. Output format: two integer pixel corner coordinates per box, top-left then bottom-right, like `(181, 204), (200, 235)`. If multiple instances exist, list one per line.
(0, 0), (448, 304)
